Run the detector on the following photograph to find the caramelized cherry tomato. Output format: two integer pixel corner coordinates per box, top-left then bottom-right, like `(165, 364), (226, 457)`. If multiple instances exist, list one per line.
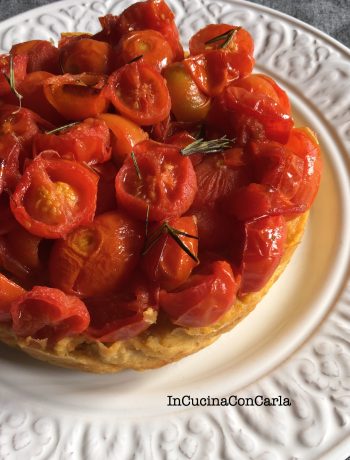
(189, 207), (232, 251)
(0, 273), (25, 322)
(60, 38), (113, 74)
(160, 261), (238, 327)
(11, 286), (90, 341)
(11, 156), (98, 238)
(33, 118), (111, 164)
(0, 134), (21, 193)
(115, 140), (197, 221)
(163, 62), (211, 123)
(239, 215), (286, 295)
(0, 54), (27, 96)
(43, 73), (109, 121)
(49, 211), (143, 297)
(107, 61), (171, 126)
(115, 29), (173, 71)
(142, 215), (198, 290)
(11, 40), (60, 74)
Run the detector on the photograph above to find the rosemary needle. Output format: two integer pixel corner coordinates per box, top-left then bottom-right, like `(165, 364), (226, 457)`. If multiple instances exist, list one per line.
(131, 151), (142, 181)
(204, 27), (241, 49)
(180, 136), (234, 156)
(45, 122), (80, 135)
(4, 55), (23, 112)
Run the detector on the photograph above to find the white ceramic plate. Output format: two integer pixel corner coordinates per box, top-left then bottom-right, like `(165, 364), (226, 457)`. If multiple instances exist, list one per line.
(1, 1), (350, 458)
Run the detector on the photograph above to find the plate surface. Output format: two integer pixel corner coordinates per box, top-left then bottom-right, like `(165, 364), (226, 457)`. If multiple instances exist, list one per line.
(0, 1), (350, 459)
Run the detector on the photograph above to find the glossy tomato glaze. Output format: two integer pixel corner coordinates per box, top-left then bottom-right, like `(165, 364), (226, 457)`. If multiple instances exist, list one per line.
(0, 0), (322, 350)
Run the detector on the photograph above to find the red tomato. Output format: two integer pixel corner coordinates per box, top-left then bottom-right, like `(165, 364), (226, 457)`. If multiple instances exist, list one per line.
(11, 286), (90, 341)
(189, 24), (254, 57)
(142, 215), (199, 290)
(189, 207), (232, 251)
(86, 275), (158, 342)
(43, 73), (109, 121)
(11, 156), (98, 238)
(183, 50), (254, 96)
(239, 215), (286, 295)
(0, 134), (21, 193)
(3, 224), (42, 274)
(94, 162), (118, 215)
(33, 118), (111, 165)
(115, 140), (197, 221)
(115, 29), (173, 71)
(0, 194), (17, 235)
(159, 261), (239, 327)
(11, 40), (60, 73)
(0, 273), (26, 322)
(0, 54), (28, 96)
(49, 211), (144, 297)
(107, 61), (171, 126)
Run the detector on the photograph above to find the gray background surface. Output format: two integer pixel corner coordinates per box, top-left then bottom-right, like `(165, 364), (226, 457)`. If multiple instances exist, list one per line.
(0, 0), (349, 48)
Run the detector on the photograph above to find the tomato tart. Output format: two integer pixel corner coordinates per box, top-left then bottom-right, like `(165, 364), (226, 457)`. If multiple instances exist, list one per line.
(0, 0), (321, 372)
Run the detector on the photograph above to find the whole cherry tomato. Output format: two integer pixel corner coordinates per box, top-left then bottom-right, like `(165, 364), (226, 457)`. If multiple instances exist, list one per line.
(0, 273), (25, 322)
(159, 260), (239, 327)
(107, 61), (171, 126)
(60, 38), (113, 74)
(43, 73), (109, 121)
(142, 215), (199, 290)
(0, 54), (28, 97)
(33, 118), (111, 164)
(11, 40), (60, 74)
(11, 286), (90, 341)
(49, 211), (144, 297)
(115, 140), (197, 221)
(11, 155), (98, 238)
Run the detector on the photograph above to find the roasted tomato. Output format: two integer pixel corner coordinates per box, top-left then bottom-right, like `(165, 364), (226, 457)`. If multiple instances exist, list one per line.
(115, 29), (173, 71)
(11, 286), (90, 341)
(60, 37), (113, 74)
(93, 161), (118, 214)
(163, 62), (211, 123)
(11, 40), (60, 74)
(142, 215), (199, 290)
(159, 260), (239, 327)
(10, 156), (98, 239)
(239, 215), (286, 295)
(0, 194), (17, 235)
(49, 211), (144, 297)
(97, 113), (148, 166)
(189, 207), (232, 252)
(107, 61), (171, 126)
(86, 275), (158, 342)
(33, 118), (111, 164)
(0, 273), (26, 322)
(115, 140), (197, 221)
(0, 134), (21, 194)
(0, 54), (27, 97)
(43, 73), (109, 121)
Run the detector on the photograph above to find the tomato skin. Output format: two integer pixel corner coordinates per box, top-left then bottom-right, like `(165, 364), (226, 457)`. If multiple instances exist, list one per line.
(60, 38), (113, 74)
(0, 134), (21, 194)
(107, 61), (171, 126)
(11, 40), (60, 74)
(189, 24), (254, 57)
(189, 207), (232, 251)
(33, 118), (111, 165)
(97, 113), (148, 167)
(43, 73), (109, 121)
(115, 140), (198, 221)
(0, 273), (26, 322)
(11, 286), (90, 341)
(115, 29), (174, 71)
(163, 62), (211, 123)
(11, 156), (98, 239)
(239, 215), (286, 295)
(159, 261), (238, 327)
(0, 54), (28, 96)
(49, 211), (144, 297)
(142, 215), (199, 290)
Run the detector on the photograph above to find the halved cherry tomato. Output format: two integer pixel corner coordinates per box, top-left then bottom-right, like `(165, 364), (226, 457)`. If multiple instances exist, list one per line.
(115, 140), (197, 221)
(0, 273), (25, 322)
(142, 215), (198, 290)
(163, 62), (211, 123)
(86, 274), (158, 342)
(0, 54), (28, 96)
(115, 29), (173, 71)
(60, 38), (113, 74)
(159, 260), (238, 327)
(97, 113), (148, 166)
(11, 286), (90, 341)
(49, 211), (143, 297)
(33, 118), (111, 164)
(11, 40), (60, 74)
(43, 73), (109, 121)
(239, 215), (286, 295)
(10, 155), (98, 239)
(189, 24), (254, 57)
(107, 61), (171, 126)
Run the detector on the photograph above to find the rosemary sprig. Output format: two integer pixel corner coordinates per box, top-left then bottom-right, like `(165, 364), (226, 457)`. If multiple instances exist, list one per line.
(131, 151), (142, 180)
(142, 221), (199, 263)
(45, 122), (80, 135)
(145, 204), (150, 238)
(128, 54), (143, 64)
(4, 55), (23, 112)
(204, 27), (241, 49)
(180, 135), (234, 156)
